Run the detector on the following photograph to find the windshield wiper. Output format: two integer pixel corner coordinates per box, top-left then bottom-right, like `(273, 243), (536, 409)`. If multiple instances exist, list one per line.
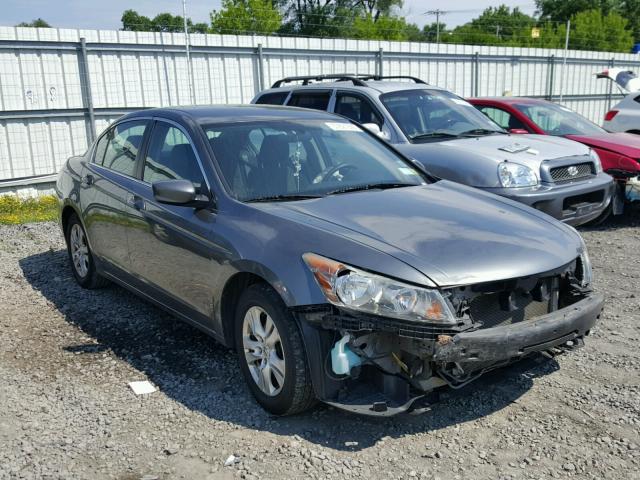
(458, 128), (506, 137)
(245, 194), (323, 203)
(409, 131), (460, 140)
(326, 183), (415, 196)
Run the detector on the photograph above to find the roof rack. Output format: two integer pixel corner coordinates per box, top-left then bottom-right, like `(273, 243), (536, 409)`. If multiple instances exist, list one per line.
(271, 74), (368, 88)
(356, 75), (427, 84)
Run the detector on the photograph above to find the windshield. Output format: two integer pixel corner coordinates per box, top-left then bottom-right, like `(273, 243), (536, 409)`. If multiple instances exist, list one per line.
(380, 89), (504, 142)
(202, 119), (427, 201)
(514, 102), (606, 136)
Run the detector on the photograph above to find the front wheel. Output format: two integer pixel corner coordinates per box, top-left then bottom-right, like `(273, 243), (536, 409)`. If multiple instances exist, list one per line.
(234, 284), (316, 415)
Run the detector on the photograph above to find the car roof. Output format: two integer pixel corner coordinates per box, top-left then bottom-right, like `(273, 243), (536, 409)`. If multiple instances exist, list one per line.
(468, 96), (549, 105)
(120, 104), (339, 124)
(261, 80), (444, 96)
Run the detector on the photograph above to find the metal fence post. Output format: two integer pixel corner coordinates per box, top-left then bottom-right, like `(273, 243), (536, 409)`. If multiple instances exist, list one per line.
(78, 37), (96, 143)
(473, 52), (480, 97)
(607, 57), (615, 111)
(377, 48), (384, 77)
(256, 43), (265, 93)
(547, 55), (556, 101)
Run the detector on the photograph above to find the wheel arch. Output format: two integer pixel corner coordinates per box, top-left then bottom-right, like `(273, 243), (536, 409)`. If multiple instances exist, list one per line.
(219, 271), (285, 349)
(60, 202), (96, 253)
(60, 203), (78, 236)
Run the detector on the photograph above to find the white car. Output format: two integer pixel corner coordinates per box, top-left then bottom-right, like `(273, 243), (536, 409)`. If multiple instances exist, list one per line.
(597, 68), (640, 134)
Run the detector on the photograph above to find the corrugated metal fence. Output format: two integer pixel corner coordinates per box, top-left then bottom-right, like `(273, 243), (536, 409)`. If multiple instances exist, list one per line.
(1, 26), (639, 190)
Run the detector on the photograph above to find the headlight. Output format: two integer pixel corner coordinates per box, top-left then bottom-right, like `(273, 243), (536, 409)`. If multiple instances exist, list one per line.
(302, 253), (457, 324)
(578, 240), (593, 287)
(589, 149), (603, 173)
(497, 162), (538, 188)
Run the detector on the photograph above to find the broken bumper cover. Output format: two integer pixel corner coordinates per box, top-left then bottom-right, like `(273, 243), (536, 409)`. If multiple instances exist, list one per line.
(433, 294), (604, 364)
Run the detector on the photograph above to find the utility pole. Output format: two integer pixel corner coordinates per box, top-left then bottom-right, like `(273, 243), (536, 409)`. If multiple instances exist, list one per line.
(182, 0), (195, 105)
(559, 19), (570, 102)
(425, 9), (446, 44)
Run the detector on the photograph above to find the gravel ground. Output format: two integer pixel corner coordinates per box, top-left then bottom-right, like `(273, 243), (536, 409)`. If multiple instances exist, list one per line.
(1, 209), (639, 480)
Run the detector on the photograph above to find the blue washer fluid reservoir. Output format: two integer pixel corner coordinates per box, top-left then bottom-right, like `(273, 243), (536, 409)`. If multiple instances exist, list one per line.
(331, 334), (363, 375)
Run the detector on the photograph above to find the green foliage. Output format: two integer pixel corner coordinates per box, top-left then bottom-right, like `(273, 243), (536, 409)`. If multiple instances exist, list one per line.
(279, 1), (352, 37)
(619, 1), (640, 42)
(117, 0), (637, 50)
(570, 9), (634, 51)
(0, 195), (58, 225)
(535, 0), (619, 22)
(121, 9), (208, 33)
(536, 0), (640, 42)
(445, 5), (537, 46)
(350, 13), (412, 40)
(210, 0), (282, 35)
(422, 22), (445, 43)
(16, 18), (51, 28)
(440, 2), (634, 51)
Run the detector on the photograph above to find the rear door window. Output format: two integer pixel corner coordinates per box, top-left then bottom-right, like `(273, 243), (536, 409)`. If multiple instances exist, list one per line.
(95, 120), (148, 177)
(255, 91), (289, 105)
(335, 93), (383, 127)
(287, 91), (332, 111)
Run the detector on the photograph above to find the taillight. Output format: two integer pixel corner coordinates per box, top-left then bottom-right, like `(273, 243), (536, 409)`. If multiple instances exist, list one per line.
(604, 110), (619, 121)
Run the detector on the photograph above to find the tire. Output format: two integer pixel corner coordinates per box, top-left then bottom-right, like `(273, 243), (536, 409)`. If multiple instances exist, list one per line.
(64, 213), (109, 289)
(234, 283), (316, 415)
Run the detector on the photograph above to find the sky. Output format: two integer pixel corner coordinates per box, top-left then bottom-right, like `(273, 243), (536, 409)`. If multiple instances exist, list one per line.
(3, 1), (538, 31)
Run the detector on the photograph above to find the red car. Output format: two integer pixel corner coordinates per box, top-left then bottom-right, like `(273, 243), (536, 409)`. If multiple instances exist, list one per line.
(468, 97), (640, 214)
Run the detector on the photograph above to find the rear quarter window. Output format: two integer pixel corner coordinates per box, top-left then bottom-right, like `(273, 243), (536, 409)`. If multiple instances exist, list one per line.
(287, 91), (331, 111)
(255, 91), (289, 105)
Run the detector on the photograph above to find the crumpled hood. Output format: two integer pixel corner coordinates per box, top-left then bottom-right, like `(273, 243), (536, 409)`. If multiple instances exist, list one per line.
(397, 134), (591, 187)
(566, 132), (640, 159)
(261, 181), (581, 287)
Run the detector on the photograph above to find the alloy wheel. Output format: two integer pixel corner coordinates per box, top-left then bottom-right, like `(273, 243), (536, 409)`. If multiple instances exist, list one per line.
(69, 223), (89, 278)
(242, 306), (286, 396)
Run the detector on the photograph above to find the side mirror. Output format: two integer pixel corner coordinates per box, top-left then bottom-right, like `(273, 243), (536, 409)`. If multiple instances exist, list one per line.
(508, 128), (529, 134)
(362, 123), (391, 140)
(152, 179), (212, 209)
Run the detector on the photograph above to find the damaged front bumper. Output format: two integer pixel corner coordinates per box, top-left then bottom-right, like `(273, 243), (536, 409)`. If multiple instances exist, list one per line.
(433, 294), (604, 364)
(296, 292), (604, 417)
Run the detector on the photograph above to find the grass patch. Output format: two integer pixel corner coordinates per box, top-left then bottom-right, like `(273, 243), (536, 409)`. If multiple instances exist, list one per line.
(0, 195), (58, 225)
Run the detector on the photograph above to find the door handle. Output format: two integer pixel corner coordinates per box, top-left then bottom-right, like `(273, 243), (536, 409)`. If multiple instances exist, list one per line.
(81, 174), (94, 186)
(127, 194), (145, 211)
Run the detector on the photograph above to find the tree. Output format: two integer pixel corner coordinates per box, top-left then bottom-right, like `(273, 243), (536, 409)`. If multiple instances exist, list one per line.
(121, 10), (208, 33)
(16, 18), (51, 28)
(446, 5), (536, 46)
(353, 0), (403, 21)
(535, 0), (619, 22)
(421, 22), (445, 42)
(536, 0), (639, 43)
(279, 1), (353, 37)
(350, 13), (417, 40)
(210, 0), (282, 35)
(619, 1), (640, 42)
(570, 9), (634, 51)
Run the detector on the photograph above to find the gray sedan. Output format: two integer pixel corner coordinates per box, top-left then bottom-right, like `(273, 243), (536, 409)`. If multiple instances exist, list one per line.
(56, 105), (603, 416)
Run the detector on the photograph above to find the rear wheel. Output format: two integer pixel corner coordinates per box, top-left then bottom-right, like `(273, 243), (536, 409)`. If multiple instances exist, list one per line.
(65, 213), (109, 289)
(234, 284), (316, 415)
